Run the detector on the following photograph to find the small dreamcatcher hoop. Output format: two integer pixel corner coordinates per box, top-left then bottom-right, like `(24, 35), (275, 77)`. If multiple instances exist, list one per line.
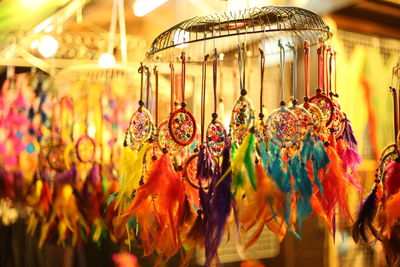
(230, 44), (255, 145)
(129, 64), (155, 150)
(168, 52), (197, 146)
(286, 42), (313, 141)
(266, 40), (300, 148)
(309, 43), (334, 126)
(206, 49), (226, 158)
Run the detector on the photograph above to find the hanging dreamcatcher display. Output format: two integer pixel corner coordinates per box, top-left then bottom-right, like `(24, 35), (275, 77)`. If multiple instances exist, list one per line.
(266, 40), (300, 147)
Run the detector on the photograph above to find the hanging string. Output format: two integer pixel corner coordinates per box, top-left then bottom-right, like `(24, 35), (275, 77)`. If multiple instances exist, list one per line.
(154, 66), (159, 127)
(259, 48), (265, 117)
(278, 40), (285, 105)
(169, 63), (175, 114)
(145, 66), (151, 109)
(304, 41), (310, 101)
(138, 63), (144, 107)
(238, 44), (244, 93)
(213, 48), (218, 116)
(201, 55), (209, 144)
(333, 50), (338, 97)
(180, 52), (186, 104)
(390, 86), (399, 139)
(317, 43), (325, 93)
(286, 42), (297, 105)
(325, 45), (330, 96)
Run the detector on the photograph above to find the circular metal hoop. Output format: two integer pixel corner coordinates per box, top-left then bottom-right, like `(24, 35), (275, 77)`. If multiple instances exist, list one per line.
(146, 6), (332, 62)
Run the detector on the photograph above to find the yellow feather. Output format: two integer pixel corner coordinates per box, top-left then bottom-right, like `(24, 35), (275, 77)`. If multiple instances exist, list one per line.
(115, 144), (150, 213)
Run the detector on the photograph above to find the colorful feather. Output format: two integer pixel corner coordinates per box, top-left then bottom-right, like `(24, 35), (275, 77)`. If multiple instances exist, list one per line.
(384, 160), (400, 197)
(341, 116), (358, 149)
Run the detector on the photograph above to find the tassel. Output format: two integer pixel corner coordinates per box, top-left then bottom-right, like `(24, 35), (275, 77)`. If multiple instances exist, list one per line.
(230, 129), (257, 193)
(337, 139), (362, 190)
(318, 143), (353, 226)
(54, 165), (77, 185)
(311, 140), (330, 192)
(120, 153), (185, 259)
(203, 144), (232, 267)
(352, 184), (382, 243)
(341, 116), (358, 149)
(384, 160), (400, 197)
(243, 162), (286, 248)
(290, 156), (313, 232)
(114, 143), (149, 213)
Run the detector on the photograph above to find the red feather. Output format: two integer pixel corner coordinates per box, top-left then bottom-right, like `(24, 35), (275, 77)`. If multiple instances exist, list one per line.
(384, 161), (400, 197)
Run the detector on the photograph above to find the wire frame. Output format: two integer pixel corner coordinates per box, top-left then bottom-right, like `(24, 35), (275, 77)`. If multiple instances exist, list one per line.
(145, 6), (332, 63)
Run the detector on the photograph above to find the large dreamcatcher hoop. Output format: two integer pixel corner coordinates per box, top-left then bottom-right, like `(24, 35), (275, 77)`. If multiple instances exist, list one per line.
(286, 42), (313, 141)
(266, 40), (300, 148)
(168, 52), (197, 146)
(128, 64), (155, 150)
(230, 44), (255, 145)
(206, 49), (226, 158)
(309, 43), (334, 127)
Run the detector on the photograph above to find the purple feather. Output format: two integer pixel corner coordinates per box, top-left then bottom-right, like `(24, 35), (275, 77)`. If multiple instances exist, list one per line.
(203, 144), (232, 267)
(196, 146), (214, 181)
(82, 163), (101, 200)
(352, 186), (379, 243)
(341, 116), (358, 149)
(54, 165), (77, 185)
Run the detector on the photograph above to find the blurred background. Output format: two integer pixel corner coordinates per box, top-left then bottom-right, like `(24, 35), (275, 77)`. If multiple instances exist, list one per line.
(0, 0), (399, 266)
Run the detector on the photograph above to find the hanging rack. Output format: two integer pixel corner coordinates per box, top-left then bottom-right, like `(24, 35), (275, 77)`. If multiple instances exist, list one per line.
(145, 6), (332, 63)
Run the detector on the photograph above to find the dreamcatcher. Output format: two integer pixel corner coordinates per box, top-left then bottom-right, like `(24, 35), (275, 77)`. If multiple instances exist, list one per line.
(309, 42), (335, 127)
(230, 44), (255, 145)
(206, 48), (227, 158)
(168, 52), (197, 146)
(266, 40), (300, 147)
(156, 63), (182, 155)
(128, 64), (155, 151)
(300, 41), (324, 134)
(286, 42), (313, 141)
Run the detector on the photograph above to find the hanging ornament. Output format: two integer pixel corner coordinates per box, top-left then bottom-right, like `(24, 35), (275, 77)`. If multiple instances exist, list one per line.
(76, 89), (96, 163)
(254, 48), (268, 143)
(206, 49), (226, 158)
(309, 42), (334, 127)
(128, 64), (155, 150)
(168, 52), (197, 146)
(156, 63), (182, 155)
(300, 41), (324, 134)
(266, 40), (300, 148)
(230, 44), (255, 145)
(286, 42), (313, 141)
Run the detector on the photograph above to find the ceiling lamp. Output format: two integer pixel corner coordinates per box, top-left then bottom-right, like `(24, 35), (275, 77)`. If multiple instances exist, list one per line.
(38, 35), (59, 58)
(132, 0), (168, 17)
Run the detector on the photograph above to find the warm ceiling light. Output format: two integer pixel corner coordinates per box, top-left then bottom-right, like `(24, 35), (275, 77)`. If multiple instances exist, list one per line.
(38, 35), (59, 58)
(133, 0), (168, 17)
(98, 53), (116, 68)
